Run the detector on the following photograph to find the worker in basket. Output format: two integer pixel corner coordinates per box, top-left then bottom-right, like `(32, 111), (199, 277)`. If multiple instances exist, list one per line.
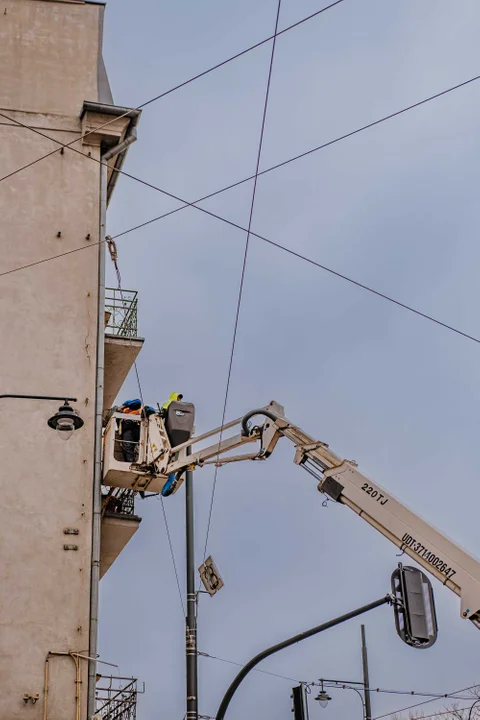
(160, 392), (183, 418)
(119, 399), (155, 463)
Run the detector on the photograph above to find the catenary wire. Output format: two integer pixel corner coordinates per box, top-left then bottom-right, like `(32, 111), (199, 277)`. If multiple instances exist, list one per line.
(199, 652), (478, 702)
(409, 704), (480, 720)
(1, 82), (480, 344)
(114, 279), (186, 617)
(136, 368), (185, 616)
(133, 328), (185, 617)
(2, 71), (478, 282)
(111, 73), (480, 241)
(322, 682), (476, 701)
(156, 494), (186, 615)
(0, 150), (478, 345)
(0, 71), (477, 275)
(200, 0), (283, 581)
(371, 685), (480, 720)
(198, 650), (299, 683)
(0, 0), (345, 187)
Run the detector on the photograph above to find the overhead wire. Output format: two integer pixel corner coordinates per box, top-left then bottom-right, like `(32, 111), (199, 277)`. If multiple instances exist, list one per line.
(199, 0), (283, 575)
(198, 650), (299, 683)
(371, 684), (480, 720)
(0, 0), (345, 187)
(106, 242), (186, 616)
(0, 78), (479, 344)
(156, 493), (186, 616)
(132, 341), (186, 617)
(199, 652), (478, 703)
(110, 73), (480, 242)
(322, 682), (477, 701)
(1, 70), (478, 282)
(407, 704), (480, 720)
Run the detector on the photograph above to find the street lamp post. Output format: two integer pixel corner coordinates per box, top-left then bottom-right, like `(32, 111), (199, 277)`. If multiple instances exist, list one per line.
(315, 680), (366, 719)
(215, 595), (391, 720)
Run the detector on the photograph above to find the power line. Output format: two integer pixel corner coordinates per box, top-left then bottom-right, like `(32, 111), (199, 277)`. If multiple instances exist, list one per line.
(2, 71), (477, 282)
(1, 156), (478, 345)
(112, 73), (480, 241)
(409, 704), (480, 720)
(372, 685), (480, 720)
(200, 0), (283, 576)
(135, 362), (185, 616)
(199, 652), (478, 703)
(1, 83), (480, 344)
(198, 650), (299, 683)
(0, 0), (345, 187)
(156, 494), (185, 615)
(110, 263), (186, 617)
(323, 682), (476, 701)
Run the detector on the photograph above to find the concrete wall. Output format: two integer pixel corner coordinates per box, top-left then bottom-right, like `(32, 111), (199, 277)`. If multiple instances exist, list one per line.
(0, 1), (104, 717)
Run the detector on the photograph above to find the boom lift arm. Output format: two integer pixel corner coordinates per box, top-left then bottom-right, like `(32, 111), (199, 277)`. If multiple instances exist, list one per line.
(105, 401), (480, 625)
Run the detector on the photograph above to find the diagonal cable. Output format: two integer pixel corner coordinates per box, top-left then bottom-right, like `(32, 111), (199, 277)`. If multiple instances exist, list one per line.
(1, 72), (478, 274)
(200, 0), (283, 570)
(1, 81), (480, 343)
(0, 0), (345, 187)
(371, 684), (479, 720)
(157, 494), (186, 615)
(108, 252), (186, 616)
(111, 73), (480, 241)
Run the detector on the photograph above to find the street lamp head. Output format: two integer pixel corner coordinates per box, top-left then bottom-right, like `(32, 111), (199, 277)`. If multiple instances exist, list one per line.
(314, 690), (332, 709)
(47, 401), (84, 441)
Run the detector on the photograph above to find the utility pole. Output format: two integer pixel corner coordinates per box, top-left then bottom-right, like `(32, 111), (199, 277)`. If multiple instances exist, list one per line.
(361, 624), (372, 720)
(185, 449), (198, 720)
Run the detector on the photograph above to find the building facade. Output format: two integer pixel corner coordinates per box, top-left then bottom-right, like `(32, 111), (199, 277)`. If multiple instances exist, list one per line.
(0, 1), (142, 717)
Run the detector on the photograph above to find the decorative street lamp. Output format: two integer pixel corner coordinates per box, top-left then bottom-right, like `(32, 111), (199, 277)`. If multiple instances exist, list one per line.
(315, 681), (332, 709)
(0, 394), (84, 441)
(314, 680), (367, 718)
(47, 401), (84, 440)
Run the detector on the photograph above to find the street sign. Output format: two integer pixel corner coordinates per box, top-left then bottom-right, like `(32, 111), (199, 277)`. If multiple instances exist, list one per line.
(198, 556), (224, 596)
(391, 564), (438, 648)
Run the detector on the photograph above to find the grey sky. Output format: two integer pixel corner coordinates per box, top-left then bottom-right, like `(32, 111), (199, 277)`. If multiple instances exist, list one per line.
(98, 1), (480, 718)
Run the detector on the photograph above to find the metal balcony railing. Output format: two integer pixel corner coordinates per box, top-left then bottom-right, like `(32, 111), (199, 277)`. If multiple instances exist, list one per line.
(105, 288), (138, 338)
(95, 676), (143, 720)
(102, 487), (136, 518)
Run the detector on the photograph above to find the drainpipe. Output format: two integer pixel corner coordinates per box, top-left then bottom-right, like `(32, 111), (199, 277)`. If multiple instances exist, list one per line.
(87, 126), (137, 719)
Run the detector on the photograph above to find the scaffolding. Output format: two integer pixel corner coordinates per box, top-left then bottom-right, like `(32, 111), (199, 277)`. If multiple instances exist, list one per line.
(104, 288), (138, 338)
(95, 676), (143, 720)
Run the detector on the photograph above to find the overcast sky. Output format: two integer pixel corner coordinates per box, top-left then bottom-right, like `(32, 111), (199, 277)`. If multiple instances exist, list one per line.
(98, 1), (480, 718)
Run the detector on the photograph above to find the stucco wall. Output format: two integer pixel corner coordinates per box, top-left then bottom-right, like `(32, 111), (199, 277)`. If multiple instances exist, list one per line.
(0, 1), (103, 718)
(0, 0), (101, 116)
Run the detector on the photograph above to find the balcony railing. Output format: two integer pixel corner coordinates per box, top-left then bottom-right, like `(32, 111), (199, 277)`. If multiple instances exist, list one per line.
(102, 487), (137, 517)
(95, 676), (143, 720)
(105, 288), (138, 338)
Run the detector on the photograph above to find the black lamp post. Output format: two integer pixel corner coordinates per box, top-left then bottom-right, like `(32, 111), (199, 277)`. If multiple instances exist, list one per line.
(0, 394), (84, 440)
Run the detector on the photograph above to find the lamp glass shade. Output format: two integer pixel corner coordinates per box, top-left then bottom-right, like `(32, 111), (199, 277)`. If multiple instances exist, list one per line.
(56, 417), (74, 441)
(315, 691), (331, 708)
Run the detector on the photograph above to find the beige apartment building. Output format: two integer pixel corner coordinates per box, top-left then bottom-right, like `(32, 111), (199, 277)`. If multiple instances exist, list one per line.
(0, 1), (143, 717)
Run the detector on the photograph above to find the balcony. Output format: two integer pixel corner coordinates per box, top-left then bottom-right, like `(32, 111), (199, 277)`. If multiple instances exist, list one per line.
(100, 487), (141, 578)
(95, 675), (143, 720)
(105, 288), (138, 337)
(104, 287), (144, 409)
